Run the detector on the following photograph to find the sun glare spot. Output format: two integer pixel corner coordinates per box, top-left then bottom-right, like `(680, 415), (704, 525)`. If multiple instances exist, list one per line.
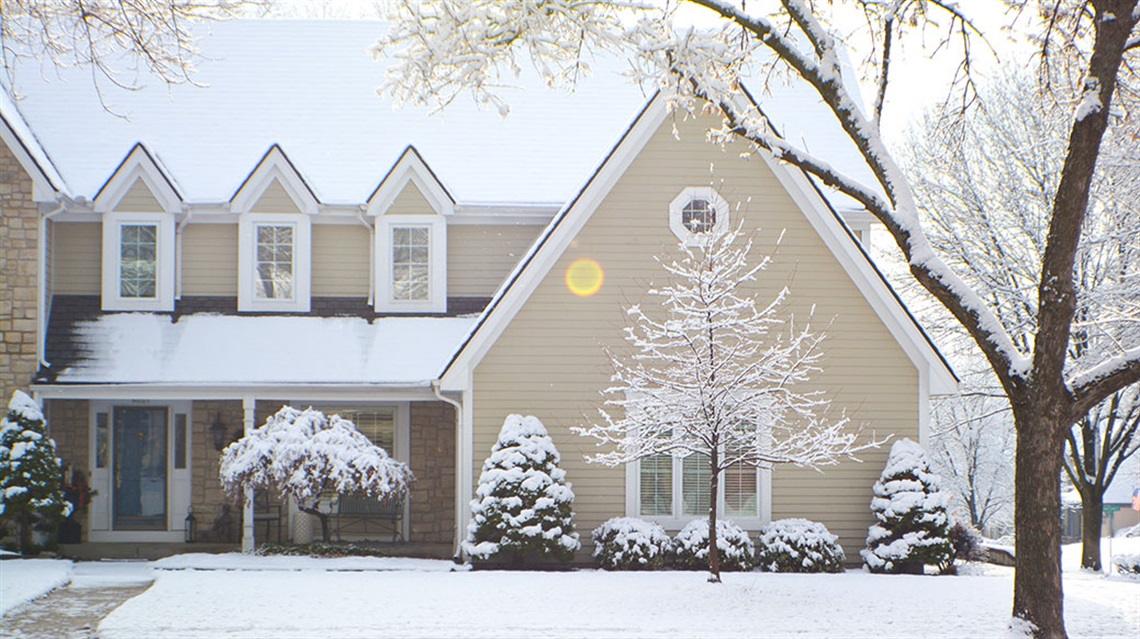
(566, 258), (604, 297)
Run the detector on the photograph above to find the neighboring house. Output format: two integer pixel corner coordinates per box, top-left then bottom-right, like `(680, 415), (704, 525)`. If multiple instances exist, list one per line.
(0, 21), (955, 559)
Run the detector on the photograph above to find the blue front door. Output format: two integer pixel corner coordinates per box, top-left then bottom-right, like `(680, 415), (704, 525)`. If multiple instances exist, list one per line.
(113, 407), (168, 531)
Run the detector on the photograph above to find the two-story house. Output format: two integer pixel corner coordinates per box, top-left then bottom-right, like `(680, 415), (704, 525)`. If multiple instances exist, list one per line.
(0, 20), (955, 559)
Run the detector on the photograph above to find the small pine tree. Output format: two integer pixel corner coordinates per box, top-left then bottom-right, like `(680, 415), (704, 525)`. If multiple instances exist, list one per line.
(464, 414), (579, 567)
(861, 438), (954, 574)
(0, 391), (72, 554)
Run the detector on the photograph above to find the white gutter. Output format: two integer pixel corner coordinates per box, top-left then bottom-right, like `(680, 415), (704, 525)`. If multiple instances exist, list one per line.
(355, 208), (374, 306)
(432, 379), (465, 562)
(174, 207), (195, 300)
(37, 200), (67, 369)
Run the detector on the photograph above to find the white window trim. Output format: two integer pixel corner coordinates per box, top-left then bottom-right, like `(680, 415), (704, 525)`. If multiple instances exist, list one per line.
(101, 212), (175, 311)
(375, 215), (447, 313)
(238, 213), (311, 313)
(626, 455), (771, 530)
(668, 186), (730, 246)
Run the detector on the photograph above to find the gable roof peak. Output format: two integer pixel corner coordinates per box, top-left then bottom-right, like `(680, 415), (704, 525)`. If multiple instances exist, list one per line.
(366, 145), (455, 216)
(92, 142), (183, 213)
(230, 144), (321, 214)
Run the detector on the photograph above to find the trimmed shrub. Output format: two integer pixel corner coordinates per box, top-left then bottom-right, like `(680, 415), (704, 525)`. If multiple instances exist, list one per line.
(755, 518), (846, 573)
(464, 414), (579, 567)
(591, 517), (671, 570)
(670, 518), (755, 572)
(861, 439), (954, 574)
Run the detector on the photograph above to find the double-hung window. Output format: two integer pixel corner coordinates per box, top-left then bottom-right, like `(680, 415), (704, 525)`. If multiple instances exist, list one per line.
(375, 216), (446, 313)
(101, 212), (175, 311)
(636, 453), (767, 526)
(238, 213), (311, 312)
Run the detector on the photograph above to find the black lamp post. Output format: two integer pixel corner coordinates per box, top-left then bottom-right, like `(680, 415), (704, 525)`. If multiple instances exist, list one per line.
(211, 412), (228, 451)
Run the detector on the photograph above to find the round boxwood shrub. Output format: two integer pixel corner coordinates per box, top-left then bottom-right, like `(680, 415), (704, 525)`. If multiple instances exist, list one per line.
(670, 518), (756, 572)
(591, 517), (671, 570)
(755, 518), (846, 573)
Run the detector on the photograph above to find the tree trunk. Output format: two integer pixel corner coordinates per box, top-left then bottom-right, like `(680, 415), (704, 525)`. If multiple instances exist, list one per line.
(299, 506), (332, 543)
(707, 463), (721, 583)
(1079, 492), (1103, 571)
(1012, 412), (1068, 638)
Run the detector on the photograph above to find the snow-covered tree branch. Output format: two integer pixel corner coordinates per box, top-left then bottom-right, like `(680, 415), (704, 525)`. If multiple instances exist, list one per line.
(574, 225), (872, 582)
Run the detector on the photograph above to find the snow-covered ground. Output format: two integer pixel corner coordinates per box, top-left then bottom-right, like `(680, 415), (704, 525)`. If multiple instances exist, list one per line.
(0, 559), (72, 615)
(90, 543), (1137, 639)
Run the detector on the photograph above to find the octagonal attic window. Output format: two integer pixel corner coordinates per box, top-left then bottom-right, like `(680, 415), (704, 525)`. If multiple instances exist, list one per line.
(669, 187), (729, 245)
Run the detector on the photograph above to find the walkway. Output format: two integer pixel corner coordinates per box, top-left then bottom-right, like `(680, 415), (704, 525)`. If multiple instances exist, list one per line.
(2, 562), (154, 638)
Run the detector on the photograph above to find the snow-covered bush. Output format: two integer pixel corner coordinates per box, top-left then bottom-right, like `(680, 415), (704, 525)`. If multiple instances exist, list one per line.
(591, 517), (671, 571)
(0, 391), (72, 554)
(947, 519), (986, 565)
(755, 518), (846, 573)
(464, 414), (579, 567)
(1116, 523), (1140, 538)
(861, 439), (954, 574)
(219, 406), (413, 542)
(1112, 554), (1140, 575)
(670, 518), (755, 572)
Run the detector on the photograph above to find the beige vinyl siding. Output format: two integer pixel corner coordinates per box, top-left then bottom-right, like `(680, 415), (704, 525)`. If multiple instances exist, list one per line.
(385, 182), (437, 215)
(52, 222), (101, 294)
(471, 114), (918, 557)
(181, 224), (238, 296)
(447, 224), (542, 297)
(249, 180), (302, 213)
(312, 224), (370, 297)
(112, 178), (164, 212)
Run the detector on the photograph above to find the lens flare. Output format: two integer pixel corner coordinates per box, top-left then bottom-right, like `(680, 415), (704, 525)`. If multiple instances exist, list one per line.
(566, 258), (604, 297)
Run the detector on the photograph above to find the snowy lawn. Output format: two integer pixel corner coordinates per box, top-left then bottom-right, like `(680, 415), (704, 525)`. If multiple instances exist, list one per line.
(94, 550), (1138, 639)
(0, 558), (72, 615)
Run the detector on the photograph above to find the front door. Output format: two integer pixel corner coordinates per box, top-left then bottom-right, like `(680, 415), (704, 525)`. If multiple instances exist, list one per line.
(113, 407), (168, 531)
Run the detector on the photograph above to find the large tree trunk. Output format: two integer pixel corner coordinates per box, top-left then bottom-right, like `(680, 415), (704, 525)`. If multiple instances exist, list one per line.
(707, 461), (721, 584)
(1079, 491), (1103, 571)
(1012, 412), (1068, 638)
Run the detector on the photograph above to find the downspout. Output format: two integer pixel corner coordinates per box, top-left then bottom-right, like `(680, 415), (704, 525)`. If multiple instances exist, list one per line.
(37, 200), (66, 369)
(431, 379), (465, 562)
(174, 207), (195, 301)
(356, 208), (374, 306)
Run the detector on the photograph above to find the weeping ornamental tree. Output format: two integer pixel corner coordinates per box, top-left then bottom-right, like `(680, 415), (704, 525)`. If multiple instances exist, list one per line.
(219, 406), (414, 543)
(375, 2), (1140, 634)
(574, 226), (869, 583)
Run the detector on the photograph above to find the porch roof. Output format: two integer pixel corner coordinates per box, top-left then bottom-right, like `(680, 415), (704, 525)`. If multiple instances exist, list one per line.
(38, 310), (477, 387)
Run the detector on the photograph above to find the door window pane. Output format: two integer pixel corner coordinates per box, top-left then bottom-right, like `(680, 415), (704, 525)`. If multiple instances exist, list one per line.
(391, 226), (430, 301)
(119, 224), (158, 298)
(255, 225), (294, 299)
(639, 454), (673, 517)
(95, 412), (109, 468)
(173, 414), (187, 470)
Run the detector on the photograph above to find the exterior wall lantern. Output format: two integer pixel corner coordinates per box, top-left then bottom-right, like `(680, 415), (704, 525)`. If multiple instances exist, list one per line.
(210, 412), (229, 451)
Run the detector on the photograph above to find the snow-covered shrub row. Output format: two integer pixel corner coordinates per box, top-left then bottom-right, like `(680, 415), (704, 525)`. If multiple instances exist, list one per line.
(1112, 554), (1140, 575)
(670, 518), (755, 572)
(755, 518), (845, 573)
(591, 517), (671, 571)
(861, 439), (955, 574)
(464, 415), (579, 567)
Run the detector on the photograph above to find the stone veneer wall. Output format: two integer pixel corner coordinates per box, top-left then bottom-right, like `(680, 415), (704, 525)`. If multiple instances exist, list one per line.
(0, 141), (41, 401)
(408, 401), (456, 545)
(190, 401), (244, 542)
(44, 399), (90, 541)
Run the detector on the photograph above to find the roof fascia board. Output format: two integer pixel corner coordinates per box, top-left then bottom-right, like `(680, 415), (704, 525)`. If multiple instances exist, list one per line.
(367, 146), (455, 216)
(0, 117), (61, 201)
(230, 145), (320, 215)
(93, 144), (183, 214)
(438, 96), (668, 391)
(30, 383), (440, 402)
(755, 149), (958, 394)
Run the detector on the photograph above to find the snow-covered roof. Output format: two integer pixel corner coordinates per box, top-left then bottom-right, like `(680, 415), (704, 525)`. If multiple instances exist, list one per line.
(50, 314), (477, 387)
(0, 86), (66, 196)
(2, 19), (876, 211)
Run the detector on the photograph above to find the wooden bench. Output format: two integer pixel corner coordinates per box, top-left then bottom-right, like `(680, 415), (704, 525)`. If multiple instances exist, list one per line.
(333, 494), (405, 543)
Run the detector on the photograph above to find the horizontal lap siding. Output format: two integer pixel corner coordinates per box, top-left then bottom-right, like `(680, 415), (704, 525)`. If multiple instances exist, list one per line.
(52, 222), (100, 294)
(112, 179), (164, 212)
(472, 114), (918, 557)
(386, 183), (436, 216)
(447, 225), (542, 297)
(249, 180), (301, 213)
(312, 225), (369, 297)
(182, 224), (238, 295)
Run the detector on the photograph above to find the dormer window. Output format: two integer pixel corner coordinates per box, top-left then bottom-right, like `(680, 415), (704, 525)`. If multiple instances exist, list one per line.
(669, 187), (729, 245)
(375, 216), (446, 313)
(101, 212), (175, 311)
(238, 213), (311, 313)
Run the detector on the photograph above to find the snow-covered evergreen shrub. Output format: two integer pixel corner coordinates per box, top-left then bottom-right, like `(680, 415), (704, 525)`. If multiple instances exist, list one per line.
(861, 439), (954, 574)
(464, 414), (580, 567)
(1112, 554), (1140, 575)
(0, 391), (72, 554)
(670, 518), (755, 571)
(591, 517), (671, 570)
(755, 518), (846, 573)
